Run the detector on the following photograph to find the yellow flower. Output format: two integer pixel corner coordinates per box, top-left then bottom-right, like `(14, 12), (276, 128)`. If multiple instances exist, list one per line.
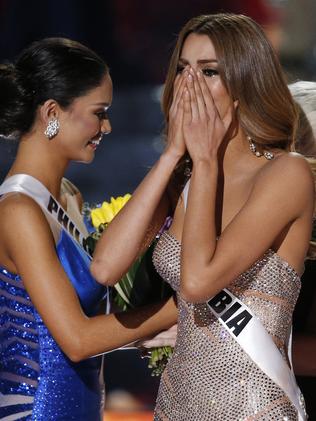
(90, 208), (106, 228)
(91, 194), (131, 228)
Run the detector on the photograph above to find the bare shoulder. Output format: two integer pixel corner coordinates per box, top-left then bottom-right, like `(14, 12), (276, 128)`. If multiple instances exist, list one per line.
(0, 192), (41, 215)
(257, 152), (314, 192)
(248, 152), (315, 220)
(0, 193), (51, 235)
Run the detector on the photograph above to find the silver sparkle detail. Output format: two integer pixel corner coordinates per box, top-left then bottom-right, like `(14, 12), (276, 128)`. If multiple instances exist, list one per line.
(44, 118), (60, 140)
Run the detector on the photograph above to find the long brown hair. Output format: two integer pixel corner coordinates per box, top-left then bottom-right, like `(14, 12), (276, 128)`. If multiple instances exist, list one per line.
(163, 13), (298, 162)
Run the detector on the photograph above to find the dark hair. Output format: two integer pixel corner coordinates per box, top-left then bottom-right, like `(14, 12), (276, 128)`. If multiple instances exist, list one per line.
(163, 13), (298, 164)
(0, 38), (109, 137)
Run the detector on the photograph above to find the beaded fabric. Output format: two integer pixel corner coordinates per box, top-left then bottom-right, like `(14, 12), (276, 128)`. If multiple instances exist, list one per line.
(0, 181), (107, 421)
(152, 231), (304, 420)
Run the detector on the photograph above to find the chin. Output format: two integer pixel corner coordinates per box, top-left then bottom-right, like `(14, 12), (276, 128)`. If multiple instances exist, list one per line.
(75, 157), (94, 164)
(73, 152), (95, 165)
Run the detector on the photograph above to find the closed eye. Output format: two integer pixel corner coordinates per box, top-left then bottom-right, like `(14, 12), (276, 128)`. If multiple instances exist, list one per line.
(95, 110), (109, 120)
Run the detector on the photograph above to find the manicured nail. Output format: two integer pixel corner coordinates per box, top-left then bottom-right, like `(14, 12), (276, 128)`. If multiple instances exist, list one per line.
(187, 74), (193, 83)
(197, 70), (202, 78)
(189, 67), (194, 75)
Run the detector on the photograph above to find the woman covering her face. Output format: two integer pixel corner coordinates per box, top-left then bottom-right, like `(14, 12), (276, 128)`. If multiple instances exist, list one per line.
(92, 14), (313, 420)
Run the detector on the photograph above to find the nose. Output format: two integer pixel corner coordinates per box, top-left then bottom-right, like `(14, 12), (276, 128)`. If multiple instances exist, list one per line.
(101, 119), (112, 135)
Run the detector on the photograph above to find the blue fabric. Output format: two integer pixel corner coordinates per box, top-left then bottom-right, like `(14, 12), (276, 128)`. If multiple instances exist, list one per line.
(0, 231), (107, 420)
(57, 230), (106, 316)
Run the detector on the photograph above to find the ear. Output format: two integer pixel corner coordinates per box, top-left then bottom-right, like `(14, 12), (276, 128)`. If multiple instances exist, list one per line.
(39, 99), (60, 124)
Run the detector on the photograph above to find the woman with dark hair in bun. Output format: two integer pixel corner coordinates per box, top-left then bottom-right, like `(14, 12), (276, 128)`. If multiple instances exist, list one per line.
(0, 38), (178, 420)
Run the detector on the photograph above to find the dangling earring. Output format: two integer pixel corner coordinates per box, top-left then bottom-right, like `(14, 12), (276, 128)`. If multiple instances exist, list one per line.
(247, 135), (274, 160)
(184, 158), (192, 177)
(44, 118), (60, 140)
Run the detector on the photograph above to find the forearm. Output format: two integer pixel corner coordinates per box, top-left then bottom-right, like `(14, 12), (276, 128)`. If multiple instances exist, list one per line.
(71, 296), (178, 361)
(181, 159), (218, 299)
(91, 150), (181, 284)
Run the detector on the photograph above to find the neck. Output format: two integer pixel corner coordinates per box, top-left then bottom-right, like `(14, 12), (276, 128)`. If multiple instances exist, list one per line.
(219, 128), (250, 167)
(7, 134), (69, 200)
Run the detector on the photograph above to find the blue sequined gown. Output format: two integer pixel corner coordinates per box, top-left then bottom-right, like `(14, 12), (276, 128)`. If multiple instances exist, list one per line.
(0, 194), (107, 420)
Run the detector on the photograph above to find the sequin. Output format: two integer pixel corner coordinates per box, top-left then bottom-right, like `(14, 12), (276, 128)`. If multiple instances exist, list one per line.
(152, 231), (305, 420)
(0, 230), (107, 420)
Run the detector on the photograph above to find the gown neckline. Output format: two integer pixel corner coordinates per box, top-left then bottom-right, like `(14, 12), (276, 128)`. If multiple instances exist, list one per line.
(163, 230), (301, 280)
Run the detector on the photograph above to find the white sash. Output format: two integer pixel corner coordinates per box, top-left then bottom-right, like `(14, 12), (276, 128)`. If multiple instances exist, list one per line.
(0, 173), (110, 313)
(0, 174), (91, 257)
(183, 180), (306, 420)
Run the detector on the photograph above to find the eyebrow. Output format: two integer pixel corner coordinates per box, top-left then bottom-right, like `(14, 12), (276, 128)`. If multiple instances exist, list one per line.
(93, 102), (111, 108)
(179, 58), (218, 64)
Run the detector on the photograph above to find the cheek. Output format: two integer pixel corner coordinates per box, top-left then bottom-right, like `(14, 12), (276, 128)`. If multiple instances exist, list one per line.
(77, 116), (97, 133)
(69, 111), (98, 134)
(207, 80), (231, 116)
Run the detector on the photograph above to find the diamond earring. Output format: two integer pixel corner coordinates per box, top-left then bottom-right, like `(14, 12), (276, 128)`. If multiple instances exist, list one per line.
(44, 118), (60, 140)
(247, 135), (274, 160)
(184, 158), (192, 177)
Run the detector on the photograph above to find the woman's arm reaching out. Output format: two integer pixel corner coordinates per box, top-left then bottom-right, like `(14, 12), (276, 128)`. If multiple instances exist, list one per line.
(1, 194), (177, 362)
(91, 72), (188, 285)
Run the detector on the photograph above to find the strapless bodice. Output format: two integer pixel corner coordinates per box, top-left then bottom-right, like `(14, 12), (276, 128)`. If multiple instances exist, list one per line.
(152, 231), (302, 420)
(0, 229), (107, 420)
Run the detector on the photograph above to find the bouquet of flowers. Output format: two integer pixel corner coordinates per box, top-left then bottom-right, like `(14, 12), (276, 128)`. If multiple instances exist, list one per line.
(83, 195), (174, 375)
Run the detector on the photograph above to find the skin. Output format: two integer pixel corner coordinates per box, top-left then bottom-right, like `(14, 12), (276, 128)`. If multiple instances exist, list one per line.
(0, 73), (177, 362)
(92, 33), (314, 310)
(178, 34), (314, 302)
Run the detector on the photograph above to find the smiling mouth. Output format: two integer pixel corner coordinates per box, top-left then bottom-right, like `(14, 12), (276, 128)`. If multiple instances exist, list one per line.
(87, 139), (101, 151)
(88, 139), (101, 146)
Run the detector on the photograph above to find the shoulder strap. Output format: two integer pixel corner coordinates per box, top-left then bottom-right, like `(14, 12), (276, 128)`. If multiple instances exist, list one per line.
(0, 174), (92, 259)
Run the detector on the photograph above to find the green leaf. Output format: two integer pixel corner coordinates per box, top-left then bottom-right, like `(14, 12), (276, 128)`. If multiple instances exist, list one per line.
(113, 240), (173, 310)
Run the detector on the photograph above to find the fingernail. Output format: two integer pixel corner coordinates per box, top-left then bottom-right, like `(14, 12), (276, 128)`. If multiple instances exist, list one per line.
(187, 74), (193, 83)
(197, 70), (202, 78)
(189, 67), (194, 75)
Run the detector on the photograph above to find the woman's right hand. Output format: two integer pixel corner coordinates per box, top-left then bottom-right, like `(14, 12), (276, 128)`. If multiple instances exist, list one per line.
(164, 70), (188, 158)
(182, 69), (233, 164)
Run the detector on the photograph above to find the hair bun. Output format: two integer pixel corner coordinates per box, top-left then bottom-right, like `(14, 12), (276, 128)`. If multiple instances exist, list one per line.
(0, 62), (32, 137)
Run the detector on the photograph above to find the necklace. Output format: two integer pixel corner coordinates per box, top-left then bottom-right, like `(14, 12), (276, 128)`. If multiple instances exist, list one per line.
(247, 136), (274, 160)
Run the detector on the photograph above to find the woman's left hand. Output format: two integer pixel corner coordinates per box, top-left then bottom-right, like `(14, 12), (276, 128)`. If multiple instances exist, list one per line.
(182, 68), (234, 162)
(137, 324), (178, 348)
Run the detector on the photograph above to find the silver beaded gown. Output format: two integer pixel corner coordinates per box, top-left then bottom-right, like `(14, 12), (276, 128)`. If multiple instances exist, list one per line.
(152, 231), (302, 420)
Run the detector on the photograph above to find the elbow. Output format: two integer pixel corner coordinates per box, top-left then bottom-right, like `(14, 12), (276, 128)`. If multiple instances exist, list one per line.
(67, 350), (84, 363)
(180, 274), (208, 303)
(90, 259), (116, 286)
(180, 286), (204, 303)
(62, 336), (87, 363)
